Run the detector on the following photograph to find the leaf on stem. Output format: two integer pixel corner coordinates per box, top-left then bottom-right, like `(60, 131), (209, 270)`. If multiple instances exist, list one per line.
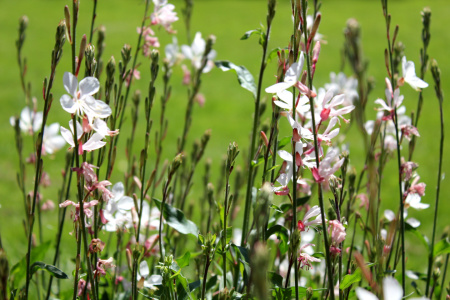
(215, 61), (257, 98)
(153, 198), (198, 236)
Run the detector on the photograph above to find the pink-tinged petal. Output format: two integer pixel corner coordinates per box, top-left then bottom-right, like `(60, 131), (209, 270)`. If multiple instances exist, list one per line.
(332, 105), (355, 117)
(266, 82), (294, 94)
(60, 126), (75, 147)
(355, 288), (378, 300)
(79, 77), (100, 98)
(303, 205), (320, 221)
(295, 82), (317, 97)
(374, 99), (391, 111)
(63, 72), (78, 96)
(311, 167), (323, 182)
(60, 94), (77, 114)
(83, 133), (106, 151)
(322, 89), (335, 107)
(328, 94), (345, 108)
(383, 277), (402, 300)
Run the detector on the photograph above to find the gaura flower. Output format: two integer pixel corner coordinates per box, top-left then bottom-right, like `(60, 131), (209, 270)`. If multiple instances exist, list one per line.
(10, 106), (43, 135)
(265, 52), (316, 97)
(181, 32), (216, 73)
(60, 120), (106, 154)
(400, 56), (428, 91)
(42, 123), (66, 155)
(60, 72), (111, 124)
(151, 0), (178, 33)
(297, 205), (323, 232)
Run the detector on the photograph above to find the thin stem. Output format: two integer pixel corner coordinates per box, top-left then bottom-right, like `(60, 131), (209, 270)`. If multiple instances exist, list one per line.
(300, 0), (334, 298)
(88, 0), (98, 44)
(241, 12), (273, 246)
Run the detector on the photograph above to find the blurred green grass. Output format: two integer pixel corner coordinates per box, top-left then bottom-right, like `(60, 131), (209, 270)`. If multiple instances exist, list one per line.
(0, 0), (449, 289)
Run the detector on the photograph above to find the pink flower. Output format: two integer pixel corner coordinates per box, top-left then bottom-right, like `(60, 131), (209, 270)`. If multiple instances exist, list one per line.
(94, 257), (115, 278)
(311, 148), (344, 183)
(124, 68), (141, 87)
(59, 200), (99, 221)
(298, 244), (320, 270)
(328, 220), (346, 245)
(151, 0), (178, 33)
(298, 205), (323, 232)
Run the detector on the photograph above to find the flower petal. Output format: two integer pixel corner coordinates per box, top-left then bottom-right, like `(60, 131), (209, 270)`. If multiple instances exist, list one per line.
(60, 94), (78, 114)
(79, 77), (100, 98)
(63, 72), (78, 96)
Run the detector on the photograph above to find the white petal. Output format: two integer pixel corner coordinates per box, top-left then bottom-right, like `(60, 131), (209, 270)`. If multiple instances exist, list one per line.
(278, 150), (293, 162)
(284, 62), (301, 83)
(191, 32), (205, 56)
(60, 94), (77, 114)
(112, 182), (125, 199)
(383, 276), (402, 300)
(63, 72), (78, 96)
(265, 82), (294, 94)
(83, 133), (106, 151)
(181, 45), (193, 60)
(406, 218), (420, 228)
(91, 99), (112, 119)
(384, 209), (395, 222)
(139, 260), (150, 277)
(60, 126), (74, 147)
(356, 287), (378, 300)
(118, 196), (135, 211)
(79, 77), (100, 98)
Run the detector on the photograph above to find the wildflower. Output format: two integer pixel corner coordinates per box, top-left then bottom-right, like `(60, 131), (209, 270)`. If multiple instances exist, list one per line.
(165, 37), (180, 66)
(405, 193), (429, 211)
(151, 0), (178, 33)
(317, 117), (340, 145)
(59, 200), (99, 221)
(94, 257), (114, 278)
(375, 79), (404, 121)
(42, 123), (66, 155)
(138, 27), (160, 57)
(273, 90), (310, 115)
(103, 182), (135, 231)
(137, 260), (163, 289)
(10, 106), (43, 135)
(311, 148), (344, 183)
(319, 89), (355, 122)
(124, 67), (140, 87)
(400, 56), (428, 91)
(41, 200), (55, 211)
(298, 243), (320, 270)
(60, 72), (111, 124)
(297, 205), (323, 232)
(328, 220), (346, 245)
(325, 72), (359, 106)
(60, 120), (106, 154)
(401, 161), (418, 182)
(181, 32), (216, 73)
(265, 52), (315, 97)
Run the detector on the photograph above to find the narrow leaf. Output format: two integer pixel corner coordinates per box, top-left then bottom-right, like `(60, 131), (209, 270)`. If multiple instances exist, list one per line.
(30, 262), (69, 279)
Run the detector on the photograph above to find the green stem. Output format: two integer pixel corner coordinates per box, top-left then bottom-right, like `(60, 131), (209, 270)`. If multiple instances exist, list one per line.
(241, 14), (273, 246)
(300, 0), (334, 298)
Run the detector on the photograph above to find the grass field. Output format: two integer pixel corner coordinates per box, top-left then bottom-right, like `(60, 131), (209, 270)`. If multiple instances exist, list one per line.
(1, 0), (449, 292)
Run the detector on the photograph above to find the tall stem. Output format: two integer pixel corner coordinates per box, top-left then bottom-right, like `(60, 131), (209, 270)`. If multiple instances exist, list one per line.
(241, 6), (274, 245)
(300, 0), (334, 298)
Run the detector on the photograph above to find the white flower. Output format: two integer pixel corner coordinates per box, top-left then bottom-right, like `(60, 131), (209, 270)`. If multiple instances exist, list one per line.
(274, 90), (310, 115)
(297, 206), (323, 231)
(401, 56), (428, 91)
(103, 182), (134, 232)
(165, 37), (180, 66)
(42, 123), (66, 155)
(10, 106), (43, 135)
(356, 276), (428, 300)
(138, 260), (163, 289)
(405, 193), (429, 211)
(265, 52), (315, 97)
(325, 72), (359, 105)
(60, 72), (111, 123)
(311, 148), (344, 183)
(181, 32), (216, 73)
(60, 120), (106, 153)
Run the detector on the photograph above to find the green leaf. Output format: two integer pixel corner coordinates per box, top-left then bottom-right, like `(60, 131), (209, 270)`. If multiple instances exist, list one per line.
(277, 136), (291, 150)
(406, 227), (430, 252)
(434, 238), (450, 257)
(215, 61), (257, 98)
(340, 268), (362, 289)
(268, 272), (283, 288)
(265, 225), (289, 255)
(267, 47), (285, 64)
(30, 262), (69, 279)
(240, 29), (262, 40)
(312, 252), (325, 259)
(10, 241), (51, 289)
(153, 198), (198, 236)
(176, 252), (191, 269)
